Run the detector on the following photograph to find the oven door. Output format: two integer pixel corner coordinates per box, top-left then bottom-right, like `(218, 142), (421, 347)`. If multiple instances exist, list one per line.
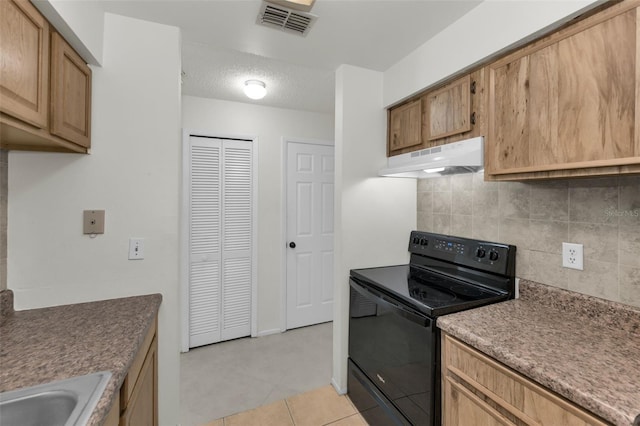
(348, 277), (437, 426)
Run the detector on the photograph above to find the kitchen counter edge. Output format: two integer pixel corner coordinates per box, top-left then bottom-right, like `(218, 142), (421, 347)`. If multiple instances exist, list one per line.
(0, 293), (162, 425)
(437, 279), (640, 426)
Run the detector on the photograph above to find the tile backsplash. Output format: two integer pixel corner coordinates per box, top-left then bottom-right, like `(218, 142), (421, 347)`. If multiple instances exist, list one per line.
(1, 150), (6, 291)
(417, 172), (640, 308)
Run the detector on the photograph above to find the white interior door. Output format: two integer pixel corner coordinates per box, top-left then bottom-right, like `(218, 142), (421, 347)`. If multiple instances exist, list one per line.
(286, 141), (334, 329)
(188, 136), (253, 348)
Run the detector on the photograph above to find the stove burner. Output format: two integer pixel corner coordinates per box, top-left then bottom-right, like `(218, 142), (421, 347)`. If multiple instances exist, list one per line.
(409, 285), (457, 305)
(450, 284), (484, 298)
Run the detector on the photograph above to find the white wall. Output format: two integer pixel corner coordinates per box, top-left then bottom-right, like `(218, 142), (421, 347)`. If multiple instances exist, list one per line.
(383, 0), (601, 107)
(182, 96), (334, 335)
(332, 65), (416, 392)
(8, 13), (181, 425)
(33, 0), (105, 65)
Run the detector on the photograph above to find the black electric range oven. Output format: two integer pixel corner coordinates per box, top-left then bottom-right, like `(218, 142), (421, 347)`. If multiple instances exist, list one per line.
(348, 231), (516, 426)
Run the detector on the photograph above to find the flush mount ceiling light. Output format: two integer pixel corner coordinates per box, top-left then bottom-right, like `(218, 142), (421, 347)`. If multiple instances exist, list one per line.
(244, 80), (267, 100)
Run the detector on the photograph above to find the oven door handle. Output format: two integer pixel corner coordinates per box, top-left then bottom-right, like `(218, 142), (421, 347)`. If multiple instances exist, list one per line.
(350, 278), (431, 328)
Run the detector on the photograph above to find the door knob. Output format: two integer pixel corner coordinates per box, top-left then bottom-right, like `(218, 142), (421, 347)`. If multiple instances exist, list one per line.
(289, 242), (296, 248)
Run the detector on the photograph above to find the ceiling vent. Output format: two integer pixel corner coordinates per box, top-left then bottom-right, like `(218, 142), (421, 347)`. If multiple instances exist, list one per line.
(257, 2), (317, 36)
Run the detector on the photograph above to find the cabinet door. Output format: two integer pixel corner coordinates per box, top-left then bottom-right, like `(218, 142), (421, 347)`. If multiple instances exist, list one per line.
(443, 376), (515, 426)
(486, 4), (640, 179)
(50, 31), (91, 148)
(103, 398), (120, 426)
(389, 99), (422, 152)
(121, 337), (158, 426)
(120, 320), (157, 408)
(426, 74), (472, 141)
(0, 0), (49, 128)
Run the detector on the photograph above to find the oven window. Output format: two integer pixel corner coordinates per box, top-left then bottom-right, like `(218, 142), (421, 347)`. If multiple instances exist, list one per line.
(349, 284), (436, 426)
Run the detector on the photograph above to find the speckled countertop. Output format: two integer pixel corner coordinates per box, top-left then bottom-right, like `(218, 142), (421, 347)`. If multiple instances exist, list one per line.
(0, 292), (162, 425)
(437, 280), (640, 426)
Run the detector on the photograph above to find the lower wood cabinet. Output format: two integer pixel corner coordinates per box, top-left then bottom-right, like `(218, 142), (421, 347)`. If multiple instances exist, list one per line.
(103, 397), (120, 426)
(119, 317), (158, 426)
(442, 333), (609, 426)
(444, 377), (511, 426)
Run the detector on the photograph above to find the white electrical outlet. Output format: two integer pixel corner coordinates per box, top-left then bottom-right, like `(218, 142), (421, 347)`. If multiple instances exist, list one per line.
(128, 238), (145, 260)
(562, 242), (583, 270)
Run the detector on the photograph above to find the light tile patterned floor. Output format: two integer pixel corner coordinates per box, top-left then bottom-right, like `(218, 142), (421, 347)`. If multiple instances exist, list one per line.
(181, 323), (333, 425)
(201, 385), (368, 426)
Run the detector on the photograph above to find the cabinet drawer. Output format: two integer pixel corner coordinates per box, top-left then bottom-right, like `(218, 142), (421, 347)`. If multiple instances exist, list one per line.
(121, 318), (156, 410)
(443, 334), (609, 426)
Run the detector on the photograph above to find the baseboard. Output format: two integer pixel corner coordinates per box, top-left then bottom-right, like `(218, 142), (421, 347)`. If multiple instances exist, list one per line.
(331, 377), (347, 395)
(255, 328), (281, 337)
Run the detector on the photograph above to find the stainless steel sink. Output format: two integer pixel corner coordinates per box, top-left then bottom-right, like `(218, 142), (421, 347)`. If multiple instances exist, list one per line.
(0, 371), (111, 426)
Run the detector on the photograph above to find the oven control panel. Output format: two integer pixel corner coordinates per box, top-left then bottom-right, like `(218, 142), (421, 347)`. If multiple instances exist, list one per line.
(408, 230), (515, 276)
(433, 239), (466, 255)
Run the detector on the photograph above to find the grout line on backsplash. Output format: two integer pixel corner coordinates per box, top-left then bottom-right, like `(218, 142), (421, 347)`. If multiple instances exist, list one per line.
(617, 183), (621, 302)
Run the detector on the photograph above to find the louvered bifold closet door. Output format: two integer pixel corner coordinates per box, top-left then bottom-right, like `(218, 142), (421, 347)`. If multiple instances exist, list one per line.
(188, 137), (223, 348)
(188, 136), (253, 348)
(220, 141), (253, 341)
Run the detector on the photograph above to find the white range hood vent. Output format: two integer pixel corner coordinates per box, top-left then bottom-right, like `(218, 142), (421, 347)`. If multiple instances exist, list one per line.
(379, 137), (484, 179)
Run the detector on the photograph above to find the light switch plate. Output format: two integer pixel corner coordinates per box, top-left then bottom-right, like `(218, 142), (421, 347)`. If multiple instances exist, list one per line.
(128, 238), (144, 260)
(83, 210), (105, 234)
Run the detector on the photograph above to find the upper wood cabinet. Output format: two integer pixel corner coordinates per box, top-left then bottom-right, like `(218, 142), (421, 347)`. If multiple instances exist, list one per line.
(387, 68), (485, 157)
(388, 98), (422, 152)
(50, 32), (91, 148)
(0, 0), (49, 129)
(485, 0), (640, 180)
(0, 0), (91, 153)
(426, 74), (472, 141)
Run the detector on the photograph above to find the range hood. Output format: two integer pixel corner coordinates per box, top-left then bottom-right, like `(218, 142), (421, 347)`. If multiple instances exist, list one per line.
(379, 137), (483, 178)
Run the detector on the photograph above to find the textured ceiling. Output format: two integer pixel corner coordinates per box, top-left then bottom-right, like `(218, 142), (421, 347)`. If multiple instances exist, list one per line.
(98, 0), (482, 113)
(181, 43), (335, 113)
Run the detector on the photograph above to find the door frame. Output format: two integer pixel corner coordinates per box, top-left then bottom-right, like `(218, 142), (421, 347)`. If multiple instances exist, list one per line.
(281, 137), (335, 332)
(180, 129), (259, 352)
